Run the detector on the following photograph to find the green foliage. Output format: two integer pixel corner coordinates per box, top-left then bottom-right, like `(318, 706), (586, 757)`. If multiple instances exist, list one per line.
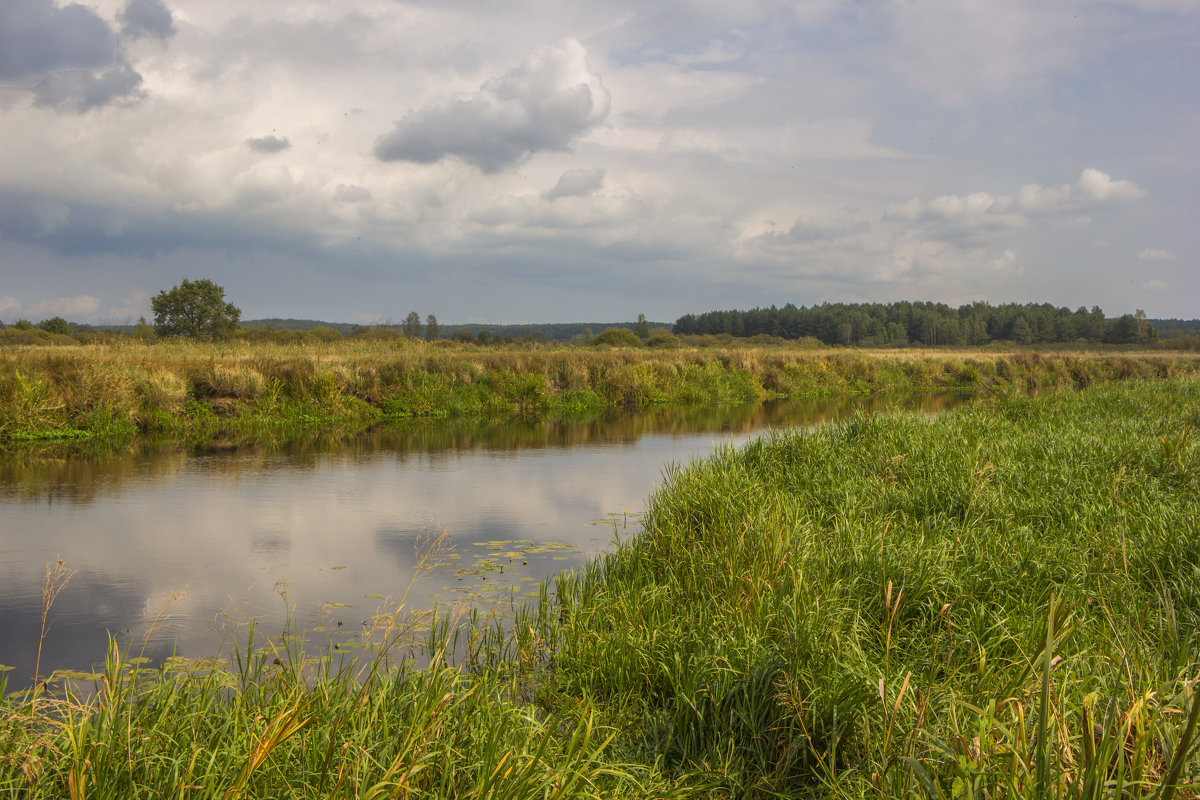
(131, 316), (157, 342)
(403, 310), (422, 338)
(592, 327), (642, 347)
(540, 378), (1200, 795)
(425, 314), (440, 341)
(308, 325), (343, 343)
(676, 301), (1162, 347)
(151, 278), (241, 340)
(635, 313), (649, 338)
(36, 316), (71, 336)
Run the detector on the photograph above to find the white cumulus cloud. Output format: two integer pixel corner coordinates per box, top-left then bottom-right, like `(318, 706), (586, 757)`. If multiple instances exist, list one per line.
(1077, 168), (1145, 202)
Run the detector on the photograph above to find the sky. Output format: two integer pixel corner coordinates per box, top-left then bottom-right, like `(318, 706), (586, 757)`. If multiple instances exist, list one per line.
(0, 0), (1196, 325)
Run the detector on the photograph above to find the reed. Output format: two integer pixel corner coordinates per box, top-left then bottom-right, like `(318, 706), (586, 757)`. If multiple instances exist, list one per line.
(1, 340), (1196, 449)
(1, 378), (1197, 797)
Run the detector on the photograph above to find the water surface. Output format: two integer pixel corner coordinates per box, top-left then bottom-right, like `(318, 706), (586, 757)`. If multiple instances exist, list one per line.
(0, 394), (969, 688)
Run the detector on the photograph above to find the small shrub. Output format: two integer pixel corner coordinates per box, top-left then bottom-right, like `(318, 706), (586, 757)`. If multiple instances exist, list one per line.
(592, 328), (642, 348)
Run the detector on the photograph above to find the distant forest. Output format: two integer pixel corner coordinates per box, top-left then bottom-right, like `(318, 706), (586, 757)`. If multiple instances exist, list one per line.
(673, 302), (1167, 346)
(65, 307), (1195, 347)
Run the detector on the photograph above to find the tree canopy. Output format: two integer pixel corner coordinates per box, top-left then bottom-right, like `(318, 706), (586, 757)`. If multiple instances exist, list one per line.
(151, 279), (241, 339)
(673, 301), (1158, 347)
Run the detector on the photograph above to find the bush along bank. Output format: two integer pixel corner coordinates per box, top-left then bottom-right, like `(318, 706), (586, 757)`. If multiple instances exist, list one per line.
(2, 378), (1197, 797)
(1, 342), (1197, 448)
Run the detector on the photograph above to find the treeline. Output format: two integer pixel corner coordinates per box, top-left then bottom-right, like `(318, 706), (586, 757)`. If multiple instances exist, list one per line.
(674, 302), (1162, 346)
(231, 319), (674, 342)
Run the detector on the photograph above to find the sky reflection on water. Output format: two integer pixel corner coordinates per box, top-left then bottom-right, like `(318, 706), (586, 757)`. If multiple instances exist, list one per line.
(0, 394), (970, 688)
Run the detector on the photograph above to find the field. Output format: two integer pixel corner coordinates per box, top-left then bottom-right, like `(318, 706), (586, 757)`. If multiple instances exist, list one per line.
(1, 338), (1197, 449)
(1, 377), (1197, 797)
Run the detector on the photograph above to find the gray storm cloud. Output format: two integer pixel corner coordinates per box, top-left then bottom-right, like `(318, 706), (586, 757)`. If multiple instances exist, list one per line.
(33, 64), (145, 112)
(374, 39), (610, 173)
(0, 0), (120, 84)
(118, 0), (176, 40)
(245, 135), (292, 154)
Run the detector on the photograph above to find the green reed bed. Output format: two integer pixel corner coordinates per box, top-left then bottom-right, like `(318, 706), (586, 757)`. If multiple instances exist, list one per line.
(1, 340), (1196, 449)
(508, 376), (1199, 797)
(3, 378), (1197, 797)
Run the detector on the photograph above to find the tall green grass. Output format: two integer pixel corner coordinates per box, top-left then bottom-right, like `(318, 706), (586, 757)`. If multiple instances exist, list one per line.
(520, 377), (1200, 796)
(2, 378), (1197, 797)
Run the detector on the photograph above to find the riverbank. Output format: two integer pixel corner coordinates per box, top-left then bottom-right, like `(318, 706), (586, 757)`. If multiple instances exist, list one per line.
(2, 377), (1197, 797)
(2, 340), (1196, 449)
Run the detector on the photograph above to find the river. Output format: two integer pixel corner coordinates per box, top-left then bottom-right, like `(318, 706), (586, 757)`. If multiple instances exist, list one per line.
(0, 393), (969, 689)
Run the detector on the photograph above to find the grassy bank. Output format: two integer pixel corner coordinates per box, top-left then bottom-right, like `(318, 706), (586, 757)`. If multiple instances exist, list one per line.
(2, 378), (1197, 796)
(2, 339), (1196, 448)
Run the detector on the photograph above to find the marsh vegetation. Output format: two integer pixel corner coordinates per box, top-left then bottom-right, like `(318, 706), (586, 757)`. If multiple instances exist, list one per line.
(1, 338), (1195, 450)
(1, 378), (1197, 796)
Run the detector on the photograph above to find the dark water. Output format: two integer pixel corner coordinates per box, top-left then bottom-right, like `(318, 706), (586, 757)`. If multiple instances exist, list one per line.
(0, 394), (970, 689)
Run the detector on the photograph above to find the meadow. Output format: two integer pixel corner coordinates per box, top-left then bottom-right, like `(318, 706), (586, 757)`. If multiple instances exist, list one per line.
(1, 377), (1197, 797)
(1, 337), (1196, 449)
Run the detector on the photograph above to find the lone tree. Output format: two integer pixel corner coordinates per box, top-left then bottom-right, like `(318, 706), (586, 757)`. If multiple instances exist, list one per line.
(425, 314), (439, 341)
(151, 279), (241, 339)
(403, 311), (422, 338)
(635, 313), (649, 338)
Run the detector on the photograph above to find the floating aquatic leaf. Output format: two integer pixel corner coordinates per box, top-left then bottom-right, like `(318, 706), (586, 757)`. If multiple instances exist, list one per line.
(165, 656), (227, 672)
(364, 593), (383, 599)
(49, 669), (104, 681)
(330, 566), (348, 570)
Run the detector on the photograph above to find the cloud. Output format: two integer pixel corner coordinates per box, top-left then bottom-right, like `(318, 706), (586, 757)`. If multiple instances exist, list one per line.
(755, 215), (871, 249)
(1077, 168), (1145, 202)
(1018, 169), (1145, 212)
(0, 0), (119, 84)
(4, 294), (104, 319)
(32, 64), (144, 112)
(543, 168), (605, 201)
(889, 168), (1146, 246)
(107, 288), (151, 322)
(1137, 248), (1175, 261)
(374, 38), (610, 173)
(245, 135), (291, 154)
(118, 0), (176, 41)
(1142, 279), (1167, 290)
(334, 184), (372, 203)
(885, 191), (1025, 245)
(881, 0), (1087, 105)
(31, 295), (100, 317)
